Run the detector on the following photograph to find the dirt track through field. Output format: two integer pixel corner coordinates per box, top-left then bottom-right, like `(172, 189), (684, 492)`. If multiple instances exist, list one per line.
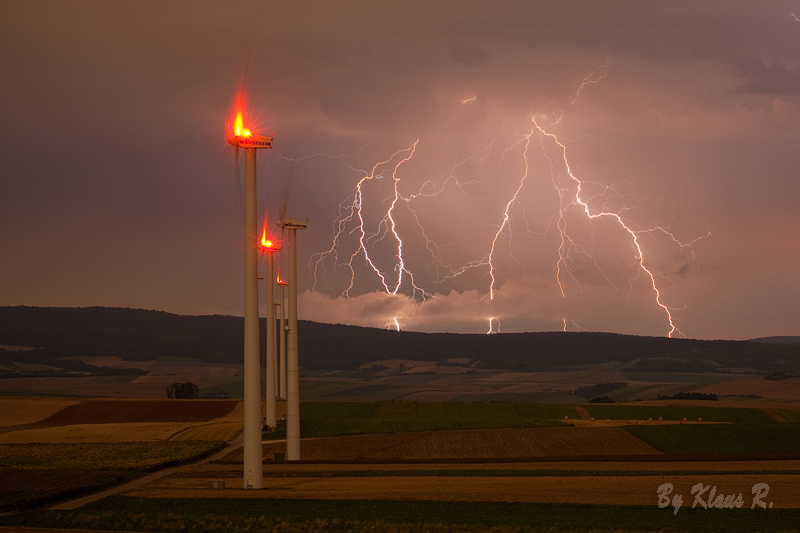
(222, 427), (660, 462)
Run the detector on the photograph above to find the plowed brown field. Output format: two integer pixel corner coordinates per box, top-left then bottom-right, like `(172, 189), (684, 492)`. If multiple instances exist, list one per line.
(225, 427), (659, 462)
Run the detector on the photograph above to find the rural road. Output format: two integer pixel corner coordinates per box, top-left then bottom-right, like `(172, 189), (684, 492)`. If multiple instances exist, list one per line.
(48, 434), (250, 511)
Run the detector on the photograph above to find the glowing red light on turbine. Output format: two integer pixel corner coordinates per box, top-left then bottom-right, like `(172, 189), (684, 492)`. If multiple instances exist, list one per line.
(276, 268), (288, 285)
(259, 224), (282, 253)
(234, 112), (244, 138)
(227, 89), (272, 148)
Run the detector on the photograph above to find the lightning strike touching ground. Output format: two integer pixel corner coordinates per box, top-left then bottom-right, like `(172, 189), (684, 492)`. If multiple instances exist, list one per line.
(531, 116), (709, 337)
(488, 134), (533, 300)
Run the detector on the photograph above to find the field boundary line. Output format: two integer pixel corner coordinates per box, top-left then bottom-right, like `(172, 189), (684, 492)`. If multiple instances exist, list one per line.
(760, 409), (788, 423)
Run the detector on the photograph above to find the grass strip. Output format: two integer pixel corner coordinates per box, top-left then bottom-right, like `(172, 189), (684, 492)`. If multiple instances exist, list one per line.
(3, 496), (800, 533)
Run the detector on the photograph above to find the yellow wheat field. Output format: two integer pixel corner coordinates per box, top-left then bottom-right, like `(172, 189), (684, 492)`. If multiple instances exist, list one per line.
(0, 397), (78, 427)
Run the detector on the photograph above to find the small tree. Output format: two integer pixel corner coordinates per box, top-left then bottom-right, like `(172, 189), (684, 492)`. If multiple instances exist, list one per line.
(165, 382), (199, 399)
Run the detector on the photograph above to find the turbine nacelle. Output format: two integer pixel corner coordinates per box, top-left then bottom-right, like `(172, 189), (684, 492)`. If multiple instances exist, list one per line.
(277, 218), (308, 230)
(228, 111), (273, 149)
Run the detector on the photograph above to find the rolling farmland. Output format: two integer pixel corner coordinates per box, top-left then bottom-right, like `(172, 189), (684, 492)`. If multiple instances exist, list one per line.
(2, 396), (800, 533)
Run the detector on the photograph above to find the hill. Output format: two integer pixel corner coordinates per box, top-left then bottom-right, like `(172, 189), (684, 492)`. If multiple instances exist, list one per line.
(751, 336), (800, 345)
(1, 306), (799, 374)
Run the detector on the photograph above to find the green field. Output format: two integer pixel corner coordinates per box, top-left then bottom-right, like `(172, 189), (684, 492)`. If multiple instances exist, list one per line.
(584, 404), (776, 423)
(625, 423), (800, 453)
(4, 496), (800, 533)
(297, 400), (579, 437)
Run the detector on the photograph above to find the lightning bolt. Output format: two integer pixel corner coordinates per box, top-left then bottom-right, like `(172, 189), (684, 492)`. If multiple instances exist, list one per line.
(571, 60), (611, 104)
(530, 116), (710, 338)
(312, 140), (432, 301)
(488, 135), (533, 300)
(311, 65), (708, 336)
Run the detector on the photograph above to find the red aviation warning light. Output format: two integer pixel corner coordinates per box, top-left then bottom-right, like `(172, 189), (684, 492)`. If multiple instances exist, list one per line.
(277, 270), (288, 286)
(259, 228), (282, 253)
(228, 111), (273, 149)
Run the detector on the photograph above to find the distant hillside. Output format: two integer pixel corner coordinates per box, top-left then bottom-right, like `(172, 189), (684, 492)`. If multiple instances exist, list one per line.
(2, 306), (800, 373)
(750, 336), (800, 345)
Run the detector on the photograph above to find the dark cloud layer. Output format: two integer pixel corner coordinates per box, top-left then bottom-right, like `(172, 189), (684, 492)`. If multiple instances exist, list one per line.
(1, 1), (798, 340)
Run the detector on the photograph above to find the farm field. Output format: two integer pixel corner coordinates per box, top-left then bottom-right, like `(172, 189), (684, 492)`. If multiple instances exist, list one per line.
(0, 398), (79, 427)
(4, 354), (800, 406)
(7, 495), (800, 533)
(126, 472), (800, 507)
(1, 396), (800, 533)
(238, 426), (661, 462)
(584, 403), (776, 423)
(0, 374), (240, 398)
(625, 423), (800, 454)
(0, 441), (224, 511)
(179, 458), (800, 477)
(0, 398), (243, 443)
(296, 400), (579, 437)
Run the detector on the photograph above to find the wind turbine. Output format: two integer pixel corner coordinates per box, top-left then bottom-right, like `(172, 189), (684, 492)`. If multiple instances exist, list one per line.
(228, 104), (272, 489)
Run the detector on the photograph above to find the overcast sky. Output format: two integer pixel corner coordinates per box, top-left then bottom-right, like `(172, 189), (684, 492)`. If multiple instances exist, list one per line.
(1, 1), (799, 340)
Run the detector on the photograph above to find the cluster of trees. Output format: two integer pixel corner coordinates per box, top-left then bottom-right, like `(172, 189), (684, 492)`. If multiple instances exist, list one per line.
(165, 382), (199, 399)
(657, 392), (718, 401)
(589, 396), (614, 403)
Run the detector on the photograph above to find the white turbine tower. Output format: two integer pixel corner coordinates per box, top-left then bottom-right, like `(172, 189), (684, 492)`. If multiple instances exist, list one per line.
(228, 110), (272, 489)
(259, 233), (281, 430)
(277, 217), (307, 460)
(277, 276), (288, 400)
